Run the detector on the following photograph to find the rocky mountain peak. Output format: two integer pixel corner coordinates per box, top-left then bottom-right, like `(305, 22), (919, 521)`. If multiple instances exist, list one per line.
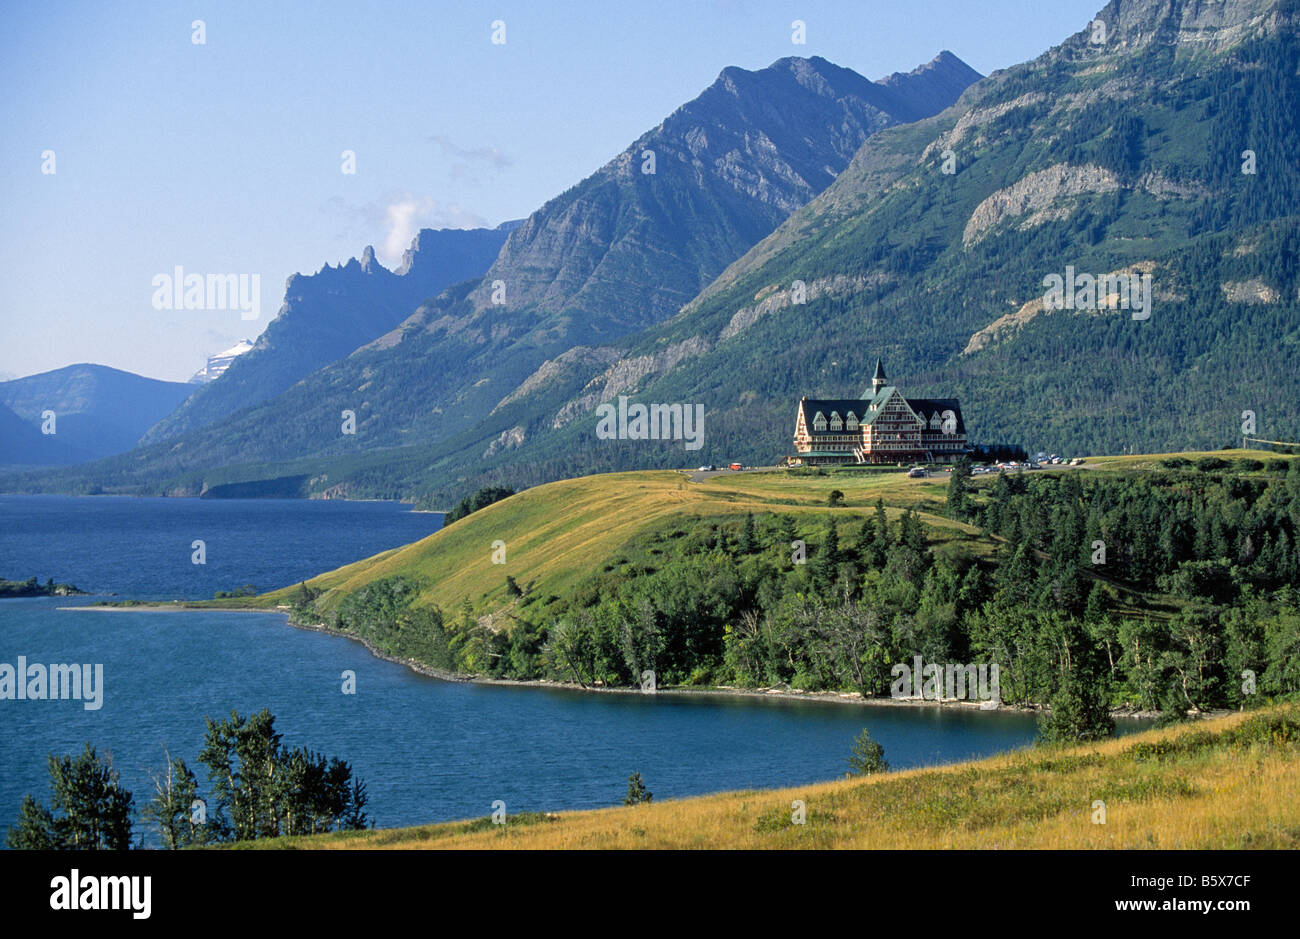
(1075, 0), (1290, 54)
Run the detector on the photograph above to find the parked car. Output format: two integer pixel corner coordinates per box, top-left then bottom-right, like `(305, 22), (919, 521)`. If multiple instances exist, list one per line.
(697, 464), (715, 472)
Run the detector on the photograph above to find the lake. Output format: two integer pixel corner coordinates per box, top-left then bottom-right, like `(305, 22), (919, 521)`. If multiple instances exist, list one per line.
(0, 494), (1120, 842)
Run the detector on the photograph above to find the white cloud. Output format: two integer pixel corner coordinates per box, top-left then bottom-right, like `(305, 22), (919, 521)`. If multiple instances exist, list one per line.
(329, 193), (490, 268)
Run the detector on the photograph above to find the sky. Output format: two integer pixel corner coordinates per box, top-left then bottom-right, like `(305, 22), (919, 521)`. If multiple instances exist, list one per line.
(0, 0), (1104, 383)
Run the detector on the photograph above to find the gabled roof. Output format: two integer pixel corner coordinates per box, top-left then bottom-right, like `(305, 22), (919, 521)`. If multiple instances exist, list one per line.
(908, 397), (966, 435)
(799, 398), (873, 422)
(798, 388), (965, 435)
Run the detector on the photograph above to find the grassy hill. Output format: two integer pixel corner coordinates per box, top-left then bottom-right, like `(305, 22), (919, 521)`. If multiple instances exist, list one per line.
(265, 447), (1289, 620)
(238, 701), (1300, 849)
(263, 463), (982, 618)
(241, 448), (1300, 722)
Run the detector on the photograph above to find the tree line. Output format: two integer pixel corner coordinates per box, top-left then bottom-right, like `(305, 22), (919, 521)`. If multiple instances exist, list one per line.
(8, 709), (368, 850)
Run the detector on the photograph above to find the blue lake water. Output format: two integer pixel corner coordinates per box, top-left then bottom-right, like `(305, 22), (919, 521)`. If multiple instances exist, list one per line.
(0, 495), (1137, 842)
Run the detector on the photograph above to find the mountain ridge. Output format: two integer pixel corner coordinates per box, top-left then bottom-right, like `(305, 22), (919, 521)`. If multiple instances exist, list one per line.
(140, 221), (520, 443)
(8, 50), (982, 497)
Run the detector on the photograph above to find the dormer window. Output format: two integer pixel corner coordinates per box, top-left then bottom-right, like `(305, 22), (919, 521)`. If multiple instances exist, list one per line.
(846, 411), (858, 431)
(812, 411), (827, 432)
(929, 413), (941, 430)
(829, 411), (843, 431)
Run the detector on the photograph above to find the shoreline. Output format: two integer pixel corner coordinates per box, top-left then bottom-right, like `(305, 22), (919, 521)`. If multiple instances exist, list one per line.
(68, 601), (1160, 719)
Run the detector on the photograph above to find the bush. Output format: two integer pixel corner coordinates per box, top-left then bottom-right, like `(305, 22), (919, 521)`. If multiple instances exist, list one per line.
(1038, 675), (1115, 744)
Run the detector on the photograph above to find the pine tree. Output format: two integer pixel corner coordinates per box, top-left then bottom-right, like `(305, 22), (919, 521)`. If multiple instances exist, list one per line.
(738, 513), (757, 554)
(946, 457), (972, 519)
(846, 728), (889, 775)
(873, 498), (890, 556)
(812, 519), (840, 587)
(623, 772), (653, 805)
(1038, 670), (1115, 744)
(778, 514), (798, 546)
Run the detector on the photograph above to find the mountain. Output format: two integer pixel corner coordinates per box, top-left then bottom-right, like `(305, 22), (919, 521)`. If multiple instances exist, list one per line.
(0, 403), (76, 466)
(6, 51), (981, 497)
(425, 0), (1300, 498)
(0, 365), (195, 465)
(140, 222), (520, 443)
(451, 51), (983, 334)
(190, 339), (255, 383)
(0, 50), (977, 494)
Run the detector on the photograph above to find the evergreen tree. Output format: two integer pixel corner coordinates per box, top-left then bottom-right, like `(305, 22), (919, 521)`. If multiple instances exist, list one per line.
(778, 514), (798, 547)
(7, 744), (133, 850)
(738, 513), (757, 554)
(812, 519), (840, 587)
(1038, 670), (1116, 743)
(846, 728), (889, 775)
(946, 457), (973, 520)
(623, 772), (653, 805)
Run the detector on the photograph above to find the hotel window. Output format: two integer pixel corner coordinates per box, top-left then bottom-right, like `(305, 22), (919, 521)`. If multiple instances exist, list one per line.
(813, 412), (827, 432)
(830, 411), (843, 431)
(846, 411), (858, 431)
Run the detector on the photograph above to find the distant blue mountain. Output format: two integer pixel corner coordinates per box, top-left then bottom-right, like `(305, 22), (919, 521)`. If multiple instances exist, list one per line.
(0, 364), (195, 465)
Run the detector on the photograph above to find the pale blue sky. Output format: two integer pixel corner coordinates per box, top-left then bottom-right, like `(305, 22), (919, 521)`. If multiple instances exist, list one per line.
(0, 0), (1103, 382)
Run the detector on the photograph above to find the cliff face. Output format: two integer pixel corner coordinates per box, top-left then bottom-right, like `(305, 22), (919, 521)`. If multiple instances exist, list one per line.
(140, 222), (516, 443)
(444, 52), (982, 332)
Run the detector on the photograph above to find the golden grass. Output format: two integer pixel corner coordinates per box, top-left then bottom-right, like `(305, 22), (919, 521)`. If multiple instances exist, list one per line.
(249, 703), (1300, 850)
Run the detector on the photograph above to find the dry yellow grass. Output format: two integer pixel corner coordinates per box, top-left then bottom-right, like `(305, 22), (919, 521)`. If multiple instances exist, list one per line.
(249, 704), (1300, 850)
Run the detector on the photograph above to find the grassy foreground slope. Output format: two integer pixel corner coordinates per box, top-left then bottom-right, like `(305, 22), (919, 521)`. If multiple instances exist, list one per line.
(247, 702), (1300, 849)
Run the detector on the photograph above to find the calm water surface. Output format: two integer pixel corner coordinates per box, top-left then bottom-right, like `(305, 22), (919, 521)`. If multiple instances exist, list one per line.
(0, 495), (1140, 839)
